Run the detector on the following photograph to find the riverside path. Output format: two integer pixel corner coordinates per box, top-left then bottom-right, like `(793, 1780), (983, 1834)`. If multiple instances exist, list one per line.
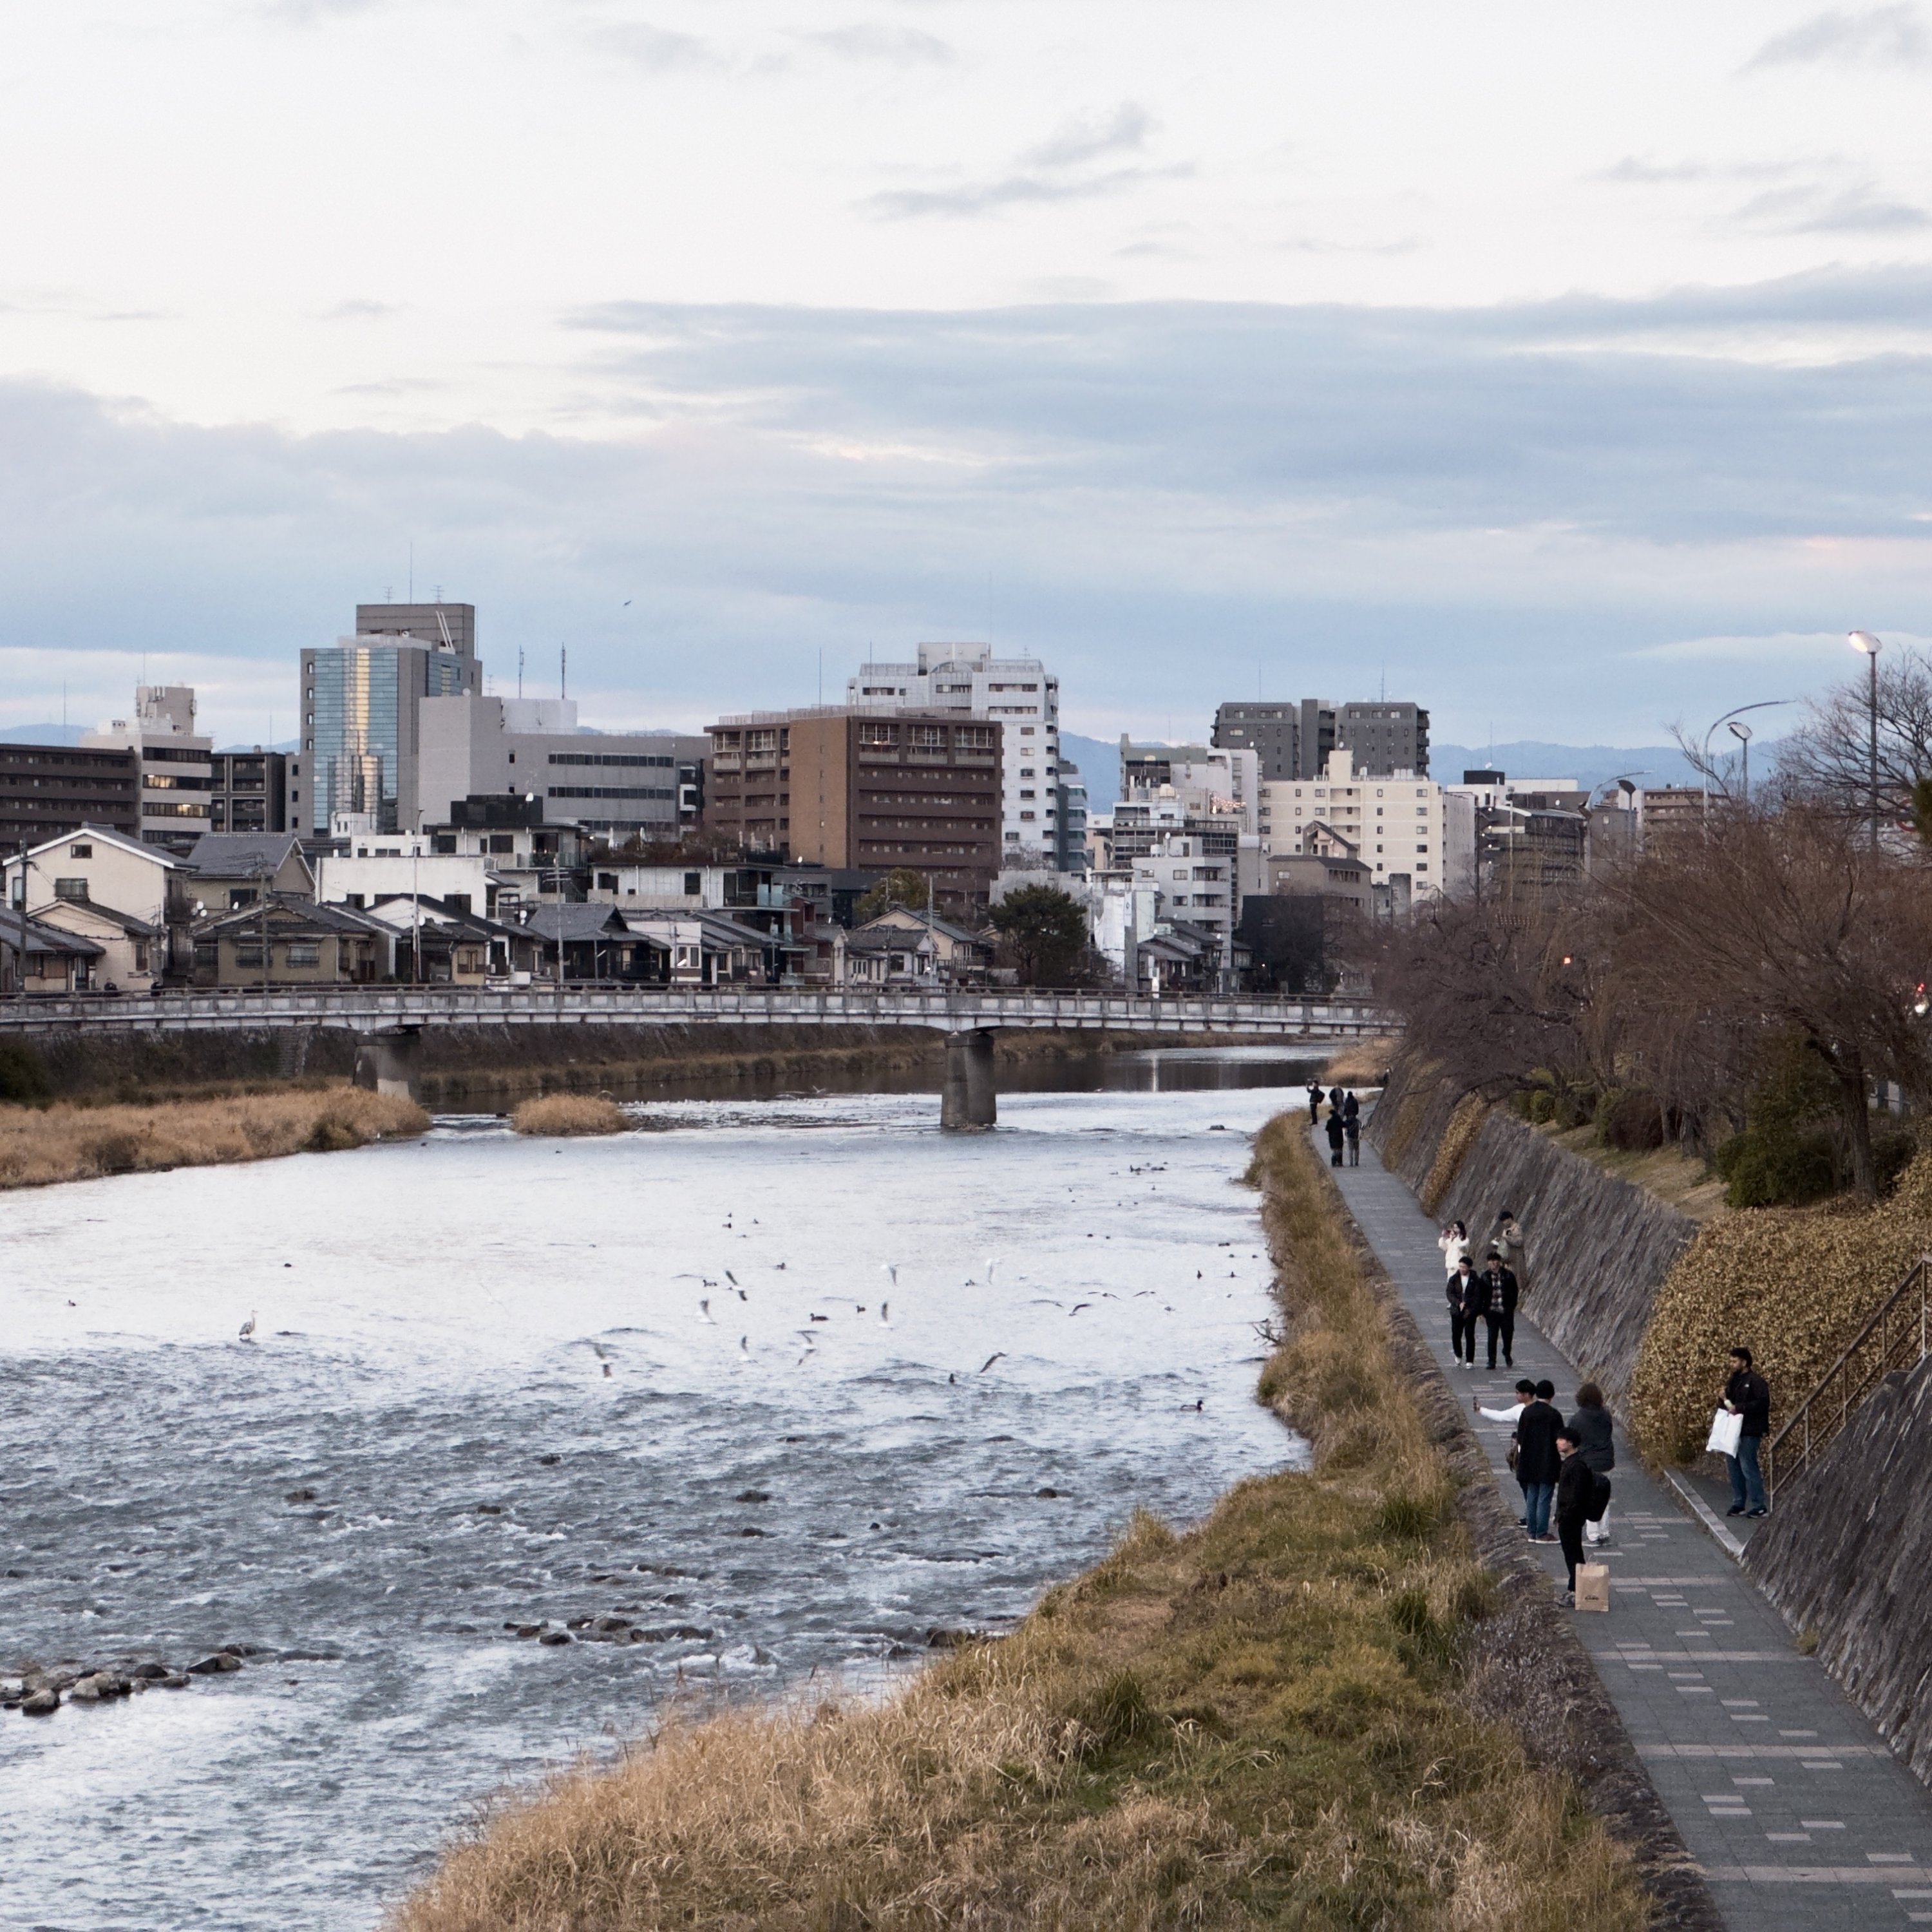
(1323, 1123), (1932, 1932)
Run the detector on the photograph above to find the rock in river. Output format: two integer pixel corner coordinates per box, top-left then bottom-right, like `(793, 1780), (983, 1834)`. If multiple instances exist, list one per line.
(21, 1689), (60, 1715)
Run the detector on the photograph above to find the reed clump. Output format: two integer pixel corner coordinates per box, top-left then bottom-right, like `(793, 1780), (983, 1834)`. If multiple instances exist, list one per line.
(0, 1085), (428, 1189)
(390, 1112), (1645, 1932)
(1320, 1038), (1396, 1087)
(1630, 1148), (1932, 1464)
(509, 1094), (628, 1137)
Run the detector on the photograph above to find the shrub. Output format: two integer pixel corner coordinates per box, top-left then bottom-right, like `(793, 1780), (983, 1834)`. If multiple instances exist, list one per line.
(0, 1041), (50, 1104)
(511, 1094), (627, 1137)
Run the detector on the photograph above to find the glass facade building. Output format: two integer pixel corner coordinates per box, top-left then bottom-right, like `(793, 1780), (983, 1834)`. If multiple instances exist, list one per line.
(298, 640), (466, 835)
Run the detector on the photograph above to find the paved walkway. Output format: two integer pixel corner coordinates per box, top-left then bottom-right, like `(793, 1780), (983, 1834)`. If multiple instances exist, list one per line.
(1327, 1126), (1932, 1931)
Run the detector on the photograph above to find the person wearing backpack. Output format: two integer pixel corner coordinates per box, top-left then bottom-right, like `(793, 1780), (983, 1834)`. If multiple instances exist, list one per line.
(1512, 1380), (1562, 1540)
(1567, 1382), (1616, 1546)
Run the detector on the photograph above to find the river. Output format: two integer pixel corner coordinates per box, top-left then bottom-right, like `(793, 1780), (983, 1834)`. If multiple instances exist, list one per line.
(1, 1049), (1314, 1930)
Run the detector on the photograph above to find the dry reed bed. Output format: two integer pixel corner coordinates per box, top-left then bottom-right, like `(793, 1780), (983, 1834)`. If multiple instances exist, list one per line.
(0, 1086), (428, 1188)
(510, 1094), (629, 1137)
(1631, 1147), (1932, 1463)
(1320, 1038), (1397, 1088)
(390, 1112), (1646, 1932)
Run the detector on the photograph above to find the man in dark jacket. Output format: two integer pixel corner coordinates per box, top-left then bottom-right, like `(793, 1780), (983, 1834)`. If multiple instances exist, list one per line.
(1324, 1108), (1346, 1166)
(1473, 1250), (1519, 1368)
(1307, 1081), (1324, 1123)
(1723, 1346), (1772, 1517)
(1342, 1090), (1359, 1122)
(1446, 1255), (1479, 1364)
(1343, 1111), (1361, 1166)
(1513, 1379), (1562, 1539)
(1555, 1428), (1596, 1598)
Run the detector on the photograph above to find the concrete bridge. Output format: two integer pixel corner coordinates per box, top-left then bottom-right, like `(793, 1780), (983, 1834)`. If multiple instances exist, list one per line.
(0, 986), (1393, 1129)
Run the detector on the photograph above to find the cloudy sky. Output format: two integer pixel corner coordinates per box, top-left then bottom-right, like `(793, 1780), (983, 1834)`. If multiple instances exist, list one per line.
(3, 1), (1931, 748)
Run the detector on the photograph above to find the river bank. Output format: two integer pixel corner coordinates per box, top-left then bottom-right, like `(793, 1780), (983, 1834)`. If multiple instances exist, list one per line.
(390, 1111), (1652, 1932)
(0, 1084), (427, 1189)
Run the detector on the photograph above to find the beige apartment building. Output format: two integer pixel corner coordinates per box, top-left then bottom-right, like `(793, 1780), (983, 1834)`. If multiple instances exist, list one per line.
(1255, 748), (1445, 898)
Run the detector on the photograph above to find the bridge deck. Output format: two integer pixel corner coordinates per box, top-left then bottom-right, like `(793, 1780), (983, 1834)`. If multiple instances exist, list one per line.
(0, 986), (1392, 1037)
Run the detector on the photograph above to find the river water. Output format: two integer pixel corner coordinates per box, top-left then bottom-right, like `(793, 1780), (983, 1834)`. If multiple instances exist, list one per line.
(1, 1050), (1312, 1931)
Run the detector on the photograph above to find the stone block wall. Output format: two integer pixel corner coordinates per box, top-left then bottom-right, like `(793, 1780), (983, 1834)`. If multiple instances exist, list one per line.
(1744, 1355), (1932, 1785)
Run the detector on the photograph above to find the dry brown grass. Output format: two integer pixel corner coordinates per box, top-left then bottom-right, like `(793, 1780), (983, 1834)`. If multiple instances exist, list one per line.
(510, 1094), (629, 1137)
(1420, 1094), (1488, 1218)
(0, 1084), (428, 1188)
(390, 1112), (1646, 1932)
(1631, 1148), (1932, 1463)
(1321, 1037), (1397, 1086)
(1544, 1124), (1730, 1223)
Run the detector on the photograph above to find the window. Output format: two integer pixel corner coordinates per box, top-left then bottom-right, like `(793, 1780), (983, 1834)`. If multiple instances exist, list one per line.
(1019, 789), (1036, 800)
(1019, 768), (1036, 779)
(285, 942), (321, 967)
(343, 893), (365, 909)
(445, 894), (472, 916)
(54, 877), (89, 901)
(1019, 726), (1035, 735)
(487, 833), (515, 854)
(235, 943), (264, 967)
(683, 871), (701, 893)
(908, 724), (946, 752)
(229, 888), (257, 909)
(507, 752), (515, 764)
(596, 873), (618, 891)
(70, 844), (92, 859)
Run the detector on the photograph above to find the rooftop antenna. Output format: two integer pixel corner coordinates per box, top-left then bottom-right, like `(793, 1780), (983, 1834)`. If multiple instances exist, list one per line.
(560, 644), (567, 701)
(518, 647), (524, 699)
(408, 542), (413, 603)
(432, 583), (442, 604)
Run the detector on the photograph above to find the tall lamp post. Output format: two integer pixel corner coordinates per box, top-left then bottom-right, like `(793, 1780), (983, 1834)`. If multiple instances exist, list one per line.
(1701, 700), (1794, 826)
(1850, 631), (1883, 851)
(1727, 720), (1753, 807)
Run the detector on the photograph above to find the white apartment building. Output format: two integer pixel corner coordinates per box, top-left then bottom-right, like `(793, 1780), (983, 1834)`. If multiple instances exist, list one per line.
(1256, 748), (1447, 898)
(1130, 835), (1233, 945)
(81, 685), (213, 851)
(847, 643), (1066, 865)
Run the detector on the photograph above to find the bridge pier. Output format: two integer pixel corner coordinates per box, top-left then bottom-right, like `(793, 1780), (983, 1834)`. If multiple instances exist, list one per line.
(352, 1027), (424, 1102)
(941, 1028), (997, 1132)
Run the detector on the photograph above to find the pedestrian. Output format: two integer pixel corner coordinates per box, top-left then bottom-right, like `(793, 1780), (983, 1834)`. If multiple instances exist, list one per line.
(1721, 1345), (1771, 1519)
(1342, 1089), (1359, 1122)
(1327, 1084), (1343, 1115)
(1475, 1248), (1519, 1368)
(1477, 1378), (1539, 1526)
(1325, 1108), (1346, 1167)
(1446, 1255), (1479, 1365)
(1494, 1209), (1527, 1298)
(1343, 1112), (1361, 1166)
(1513, 1379), (1562, 1540)
(1567, 1381), (1615, 1545)
(1437, 1220), (1470, 1285)
(1555, 1426), (1595, 1600)
(1307, 1080), (1324, 1124)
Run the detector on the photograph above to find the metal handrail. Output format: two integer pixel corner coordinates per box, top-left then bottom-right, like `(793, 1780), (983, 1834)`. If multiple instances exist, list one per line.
(1765, 1253), (1932, 1501)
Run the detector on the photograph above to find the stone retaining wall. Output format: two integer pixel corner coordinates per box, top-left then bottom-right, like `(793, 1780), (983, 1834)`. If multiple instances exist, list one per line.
(1368, 1060), (1698, 1410)
(1743, 1355), (1932, 1786)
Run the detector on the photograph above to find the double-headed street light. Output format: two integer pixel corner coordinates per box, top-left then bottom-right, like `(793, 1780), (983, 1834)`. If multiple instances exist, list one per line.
(1850, 631), (1883, 851)
(1701, 701), (1795, 826)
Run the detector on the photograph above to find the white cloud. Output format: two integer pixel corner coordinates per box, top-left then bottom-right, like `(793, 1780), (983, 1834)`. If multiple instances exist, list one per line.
(1742, 4), (1931, 70)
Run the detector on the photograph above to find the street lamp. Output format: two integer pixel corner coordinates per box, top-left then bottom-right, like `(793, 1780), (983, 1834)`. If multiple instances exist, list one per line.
(1701, 701), (1795, 826)
(1727, 720), (1753, 807)
(1850, 631), (1883, 851)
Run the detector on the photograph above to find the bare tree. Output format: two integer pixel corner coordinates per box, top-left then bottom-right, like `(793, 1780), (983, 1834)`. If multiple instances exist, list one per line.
(1771, 642), (1932, 821)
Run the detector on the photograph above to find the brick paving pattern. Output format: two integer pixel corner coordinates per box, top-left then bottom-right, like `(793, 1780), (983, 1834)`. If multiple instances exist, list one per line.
(1325, 1124), (1932, 1930)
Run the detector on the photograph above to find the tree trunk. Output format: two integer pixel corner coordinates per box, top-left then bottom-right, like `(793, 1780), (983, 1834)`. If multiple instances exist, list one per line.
(1838, 1054), (1878, 1201)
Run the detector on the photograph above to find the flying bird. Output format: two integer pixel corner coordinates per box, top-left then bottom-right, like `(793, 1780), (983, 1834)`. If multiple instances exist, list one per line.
(1068, 1303), (1092, 1316)
(882, 1263), (899, 1287)
(979, 1352), (1005, 1373)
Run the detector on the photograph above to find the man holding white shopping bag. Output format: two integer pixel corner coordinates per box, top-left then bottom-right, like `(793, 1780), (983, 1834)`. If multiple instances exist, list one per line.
(1712, 1347), (1771, 1518)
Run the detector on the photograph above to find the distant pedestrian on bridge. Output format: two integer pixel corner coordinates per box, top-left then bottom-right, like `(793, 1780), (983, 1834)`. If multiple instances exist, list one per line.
(1324, 1109), (1346, 1166)
(1721, 1347), (1771, 1519)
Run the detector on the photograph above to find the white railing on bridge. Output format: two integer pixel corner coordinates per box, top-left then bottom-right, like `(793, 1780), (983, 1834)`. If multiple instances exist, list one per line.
(0, 985), (1394, 1038)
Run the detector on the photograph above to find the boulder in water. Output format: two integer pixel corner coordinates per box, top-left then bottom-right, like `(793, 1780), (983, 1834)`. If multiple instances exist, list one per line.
(21, 1689), (59, 1715)
(187, 1653), (242, 1676)
(538, 1629), (573, 1647)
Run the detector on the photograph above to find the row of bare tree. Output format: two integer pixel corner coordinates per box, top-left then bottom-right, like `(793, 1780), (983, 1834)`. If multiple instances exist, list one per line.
(1370, 647), (1932, 1200)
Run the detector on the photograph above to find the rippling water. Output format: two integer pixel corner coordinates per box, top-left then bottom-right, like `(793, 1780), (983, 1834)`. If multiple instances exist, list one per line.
(1, 1056), (1307, 1931)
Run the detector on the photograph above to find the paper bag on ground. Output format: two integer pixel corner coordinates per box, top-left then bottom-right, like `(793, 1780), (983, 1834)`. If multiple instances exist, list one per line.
(1575, 1562), (1611, 1613)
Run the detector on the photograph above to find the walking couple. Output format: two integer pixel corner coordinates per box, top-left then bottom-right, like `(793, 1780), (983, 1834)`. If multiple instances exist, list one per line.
(1480, 1379), (1616, 1603)
(1316, 1086), (1361, 1168)
(1438, 1212), (1525, 1370)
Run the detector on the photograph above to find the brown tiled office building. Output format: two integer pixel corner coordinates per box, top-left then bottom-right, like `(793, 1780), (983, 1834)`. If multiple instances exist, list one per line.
(707, 709), (1002, 910)
(0, 743), (140, 848)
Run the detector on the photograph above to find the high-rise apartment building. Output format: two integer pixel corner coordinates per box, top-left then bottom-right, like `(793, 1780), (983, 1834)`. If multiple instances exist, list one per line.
(81, 685), (214, 851)
(847, 644), (1062, 864)
(0, 743), (140, 848)
(290, 607), (477, 835)
(1255, 749), (1447, 899)
(707, 708), (1001, 911)
(1213, 699), (1429, 779)
(208, 751), (287, 834)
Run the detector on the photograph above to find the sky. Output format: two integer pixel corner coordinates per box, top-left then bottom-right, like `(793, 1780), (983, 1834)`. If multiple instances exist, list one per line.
(3, 2), (1931, 750)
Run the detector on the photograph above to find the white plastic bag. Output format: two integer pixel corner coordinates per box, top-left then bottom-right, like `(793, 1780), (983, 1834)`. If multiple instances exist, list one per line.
(1705, 1406), (1743, 1457)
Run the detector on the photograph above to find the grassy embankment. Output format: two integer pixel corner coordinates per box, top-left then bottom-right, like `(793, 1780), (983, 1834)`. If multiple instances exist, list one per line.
(510, 1094), (629, 1137)
(1632, 1147), (1932, 1464)
(390, 1112), (1646, 1932)
(0, 1085), (428, 1189)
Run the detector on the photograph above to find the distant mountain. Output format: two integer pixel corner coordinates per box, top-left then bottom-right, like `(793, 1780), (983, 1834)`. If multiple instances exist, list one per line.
(1060, 730), (1120, 806)
(0, 724), (86, 746)
(1430, 742), (1700, 791)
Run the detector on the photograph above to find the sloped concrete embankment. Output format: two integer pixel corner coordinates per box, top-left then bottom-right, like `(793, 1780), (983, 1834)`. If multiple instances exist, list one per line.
(1743, 1354), (1932, 1786)
(1367, 1062), (1698, 1411)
